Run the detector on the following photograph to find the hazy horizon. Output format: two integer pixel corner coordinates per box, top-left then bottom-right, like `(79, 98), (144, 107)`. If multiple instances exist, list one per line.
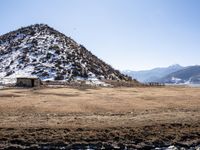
(1, 0), (200, 70)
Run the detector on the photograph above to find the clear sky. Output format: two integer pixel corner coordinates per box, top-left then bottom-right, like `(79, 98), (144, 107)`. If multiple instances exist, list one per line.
(0, 0), (200, 70)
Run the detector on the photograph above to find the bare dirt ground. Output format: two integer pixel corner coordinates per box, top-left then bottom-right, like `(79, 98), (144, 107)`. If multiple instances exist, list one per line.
(0, 86), (200, 149)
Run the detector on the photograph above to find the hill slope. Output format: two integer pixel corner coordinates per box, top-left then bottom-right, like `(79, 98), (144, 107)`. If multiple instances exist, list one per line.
(0, 24), (131, 83)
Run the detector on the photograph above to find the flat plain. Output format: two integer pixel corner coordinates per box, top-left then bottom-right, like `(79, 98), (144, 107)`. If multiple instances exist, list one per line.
(0, 86), (200, 149)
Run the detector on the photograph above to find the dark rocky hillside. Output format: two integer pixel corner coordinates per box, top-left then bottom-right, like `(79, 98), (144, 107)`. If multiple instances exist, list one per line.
(0, 24), (132, 84)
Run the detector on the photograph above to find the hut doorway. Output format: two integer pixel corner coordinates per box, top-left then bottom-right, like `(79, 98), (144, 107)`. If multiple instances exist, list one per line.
(31, 79), (35, 87)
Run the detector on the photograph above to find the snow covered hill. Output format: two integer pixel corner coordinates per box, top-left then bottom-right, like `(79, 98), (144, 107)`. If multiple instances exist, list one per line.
(0, 24), (131, 84)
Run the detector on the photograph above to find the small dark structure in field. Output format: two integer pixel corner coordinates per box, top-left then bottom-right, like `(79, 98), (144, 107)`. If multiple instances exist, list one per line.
(147, 82), (165, 86)
(16, 77), (41, 87)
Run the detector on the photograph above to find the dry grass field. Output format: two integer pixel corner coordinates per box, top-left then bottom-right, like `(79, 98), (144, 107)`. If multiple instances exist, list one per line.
(0, 86), (200, 149)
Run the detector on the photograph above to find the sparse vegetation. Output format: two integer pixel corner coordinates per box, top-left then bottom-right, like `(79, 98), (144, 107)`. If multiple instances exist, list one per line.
(0, 87), (199, 149)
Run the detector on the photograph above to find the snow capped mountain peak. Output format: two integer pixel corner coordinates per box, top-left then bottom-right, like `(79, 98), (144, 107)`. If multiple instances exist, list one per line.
(168, 64), (182, 69)
(0, 24), (132, 83)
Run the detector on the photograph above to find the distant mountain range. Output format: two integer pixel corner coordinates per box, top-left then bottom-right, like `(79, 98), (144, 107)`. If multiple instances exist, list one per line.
(123, 65), (200, 84)
(158, 65), (200, 84)
(122, 64), (183, 82)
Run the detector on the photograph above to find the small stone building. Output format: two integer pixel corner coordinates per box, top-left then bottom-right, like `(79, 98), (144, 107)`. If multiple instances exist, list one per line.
(16, 77), (41, 87)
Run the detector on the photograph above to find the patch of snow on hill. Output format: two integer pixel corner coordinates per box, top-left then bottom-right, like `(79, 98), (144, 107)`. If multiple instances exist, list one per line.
(171, 77), (183, 84)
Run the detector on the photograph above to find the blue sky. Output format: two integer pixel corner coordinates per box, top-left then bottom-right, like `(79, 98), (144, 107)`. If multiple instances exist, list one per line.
(0, 0), (200, 70)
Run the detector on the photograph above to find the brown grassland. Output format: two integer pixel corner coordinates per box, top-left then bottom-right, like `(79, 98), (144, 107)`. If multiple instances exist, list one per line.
(0, 86), (199, 149)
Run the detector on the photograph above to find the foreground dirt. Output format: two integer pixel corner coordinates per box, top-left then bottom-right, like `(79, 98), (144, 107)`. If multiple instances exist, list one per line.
(0, 86), (200, 149)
